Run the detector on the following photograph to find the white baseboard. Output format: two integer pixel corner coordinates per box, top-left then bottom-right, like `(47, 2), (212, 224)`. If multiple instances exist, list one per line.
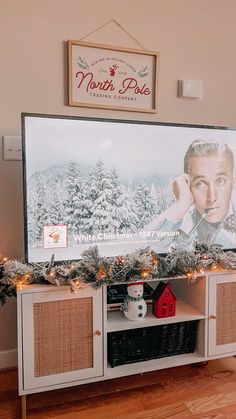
(0, 349), (17, 369)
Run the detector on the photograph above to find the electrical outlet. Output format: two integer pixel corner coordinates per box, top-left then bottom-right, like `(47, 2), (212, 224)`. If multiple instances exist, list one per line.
(2, 136), (22, 160)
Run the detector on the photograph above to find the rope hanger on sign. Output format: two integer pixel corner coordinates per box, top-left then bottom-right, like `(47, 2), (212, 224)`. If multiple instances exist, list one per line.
(79, 18), (147, 50)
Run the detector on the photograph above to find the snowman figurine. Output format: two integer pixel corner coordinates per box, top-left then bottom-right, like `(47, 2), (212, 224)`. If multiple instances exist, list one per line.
(121, 282), (147, 321)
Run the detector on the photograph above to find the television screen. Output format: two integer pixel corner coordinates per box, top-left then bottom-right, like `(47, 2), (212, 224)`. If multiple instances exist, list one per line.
(22, 113), (236, 263)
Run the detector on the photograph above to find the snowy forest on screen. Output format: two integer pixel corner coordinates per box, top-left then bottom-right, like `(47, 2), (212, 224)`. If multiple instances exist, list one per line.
(27, 159), (174, 247)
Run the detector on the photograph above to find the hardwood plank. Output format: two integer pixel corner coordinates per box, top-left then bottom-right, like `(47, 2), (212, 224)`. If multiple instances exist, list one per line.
(125, 407), (226, 419)
(186, 391), (236, 414)
(198, 358), (236, 379)
(213, 381), (236, 394)
(0, 400), (21, 419)
(140, 375), (219, 410)
(1, 358), (236, 419)
(0, 368), (17, 392)
(183, 411), (226, 419)
(118, 402), (192, 418)
(220, 403), (236, 418)
(27, 395), (145, 419)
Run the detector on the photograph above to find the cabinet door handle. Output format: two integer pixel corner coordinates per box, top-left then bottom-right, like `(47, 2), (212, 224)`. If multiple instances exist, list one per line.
(95, 330), (102, 336)
(210, 314), (217, 320)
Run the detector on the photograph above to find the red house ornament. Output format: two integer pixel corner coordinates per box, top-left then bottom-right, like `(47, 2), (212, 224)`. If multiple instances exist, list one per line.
(152, 282), (176, 318)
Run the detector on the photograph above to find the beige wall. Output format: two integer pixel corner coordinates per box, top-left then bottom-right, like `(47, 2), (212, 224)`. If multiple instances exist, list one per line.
(0, 0), (236, 356)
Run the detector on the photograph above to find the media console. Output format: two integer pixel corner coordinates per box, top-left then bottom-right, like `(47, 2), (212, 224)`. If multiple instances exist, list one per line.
(17, 271), (236, 418)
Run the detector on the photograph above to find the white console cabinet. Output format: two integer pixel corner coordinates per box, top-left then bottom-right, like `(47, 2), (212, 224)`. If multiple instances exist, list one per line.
(208, 273), (236, 356)
(17, 285), (103, 394)
(17, 272), (236, 412)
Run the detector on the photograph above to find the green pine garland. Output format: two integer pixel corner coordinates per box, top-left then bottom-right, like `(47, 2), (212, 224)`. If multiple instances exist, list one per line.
(1, 242), (236, 305)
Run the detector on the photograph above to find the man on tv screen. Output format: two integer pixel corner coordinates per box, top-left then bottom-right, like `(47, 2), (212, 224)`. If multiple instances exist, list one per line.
(146, 140), (236, 252)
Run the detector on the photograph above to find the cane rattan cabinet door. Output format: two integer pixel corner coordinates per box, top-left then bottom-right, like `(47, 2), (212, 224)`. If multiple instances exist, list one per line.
(208, 273), (236, 356)
(20, 286), (103, 391)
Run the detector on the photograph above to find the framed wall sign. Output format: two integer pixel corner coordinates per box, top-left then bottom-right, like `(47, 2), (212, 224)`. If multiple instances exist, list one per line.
(68, 40), (159, 113)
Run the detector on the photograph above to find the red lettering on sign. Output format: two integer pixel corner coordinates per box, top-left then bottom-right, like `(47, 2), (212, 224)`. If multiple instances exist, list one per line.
(76, 71), (115, 92)
(119, 77), (151, 95)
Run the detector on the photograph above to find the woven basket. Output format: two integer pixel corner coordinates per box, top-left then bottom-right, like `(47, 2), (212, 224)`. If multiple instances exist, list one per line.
(108, 320), (199, 368)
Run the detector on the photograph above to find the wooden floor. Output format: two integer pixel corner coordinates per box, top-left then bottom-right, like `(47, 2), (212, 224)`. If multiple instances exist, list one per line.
(1, 358), (236, 418)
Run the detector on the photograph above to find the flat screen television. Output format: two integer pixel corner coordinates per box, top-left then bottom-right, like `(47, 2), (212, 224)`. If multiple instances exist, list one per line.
(22, 113), (236, 263)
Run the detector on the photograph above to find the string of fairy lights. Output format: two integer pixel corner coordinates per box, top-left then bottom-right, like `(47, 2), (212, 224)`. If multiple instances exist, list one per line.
(1, 242), (236, 304)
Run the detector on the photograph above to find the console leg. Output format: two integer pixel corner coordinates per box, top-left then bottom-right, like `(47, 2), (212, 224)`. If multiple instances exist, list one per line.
(21, 395), (27, 419)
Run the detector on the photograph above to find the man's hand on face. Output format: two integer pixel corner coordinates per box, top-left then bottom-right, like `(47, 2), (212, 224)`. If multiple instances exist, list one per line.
(172, 174), (194, 207)
(165, 174), (194, 221)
